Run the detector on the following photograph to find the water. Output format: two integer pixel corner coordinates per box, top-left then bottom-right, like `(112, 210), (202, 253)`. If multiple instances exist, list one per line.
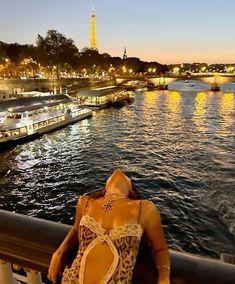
(0, 90), (235, 259)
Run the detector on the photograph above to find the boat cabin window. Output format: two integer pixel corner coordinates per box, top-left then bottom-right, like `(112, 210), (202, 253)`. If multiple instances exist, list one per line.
(14, 113), (22, 119)
(20, 127), (27, 133)
(0, 131), (11, 138)
(11, 129), (20, 136)
(22, 112), (28, 118)
(7, 113), (14, 118)
(33, 123), (39, 130)
(38, 122), (44, 128)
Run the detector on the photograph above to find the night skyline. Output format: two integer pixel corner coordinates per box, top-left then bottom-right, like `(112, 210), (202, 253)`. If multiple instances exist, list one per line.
(0, 0), (235, 64)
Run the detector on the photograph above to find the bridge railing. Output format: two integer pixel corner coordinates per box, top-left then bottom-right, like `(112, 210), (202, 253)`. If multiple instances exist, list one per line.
(0, 209), (235, 284)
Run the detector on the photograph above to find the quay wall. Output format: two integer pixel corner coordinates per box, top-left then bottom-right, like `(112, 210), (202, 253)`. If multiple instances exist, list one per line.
(0, 78), (115, 94)
(0, 209), (234, 284)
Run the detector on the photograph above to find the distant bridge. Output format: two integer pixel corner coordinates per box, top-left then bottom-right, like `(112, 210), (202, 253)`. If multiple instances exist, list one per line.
(115, 74), (235, 87)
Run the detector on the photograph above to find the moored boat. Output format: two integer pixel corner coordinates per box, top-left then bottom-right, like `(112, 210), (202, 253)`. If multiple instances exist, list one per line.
(0, 95), (92, 149)
(77, 86), (134, 109)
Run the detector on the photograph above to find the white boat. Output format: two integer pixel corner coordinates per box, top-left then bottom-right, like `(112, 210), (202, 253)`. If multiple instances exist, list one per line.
(0, 95), (92, 149)
(77, 86), (134, 109)
(168, 80), (211, 92)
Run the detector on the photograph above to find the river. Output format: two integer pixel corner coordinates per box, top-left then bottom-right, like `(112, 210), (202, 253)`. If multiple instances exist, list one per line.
(0, 90), (234, 259)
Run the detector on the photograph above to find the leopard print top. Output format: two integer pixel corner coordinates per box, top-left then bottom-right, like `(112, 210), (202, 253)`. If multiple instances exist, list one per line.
(62, 202), (143, 284)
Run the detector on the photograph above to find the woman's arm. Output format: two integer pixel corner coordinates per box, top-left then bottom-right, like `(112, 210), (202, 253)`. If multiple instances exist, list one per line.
(141, 200), (170, 284)
(47, 195), (88, 283)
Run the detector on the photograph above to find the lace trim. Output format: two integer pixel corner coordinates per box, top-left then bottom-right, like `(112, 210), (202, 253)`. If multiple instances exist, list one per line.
(109, 223), (143, 240)
(80, 215), (143, 240)
(80, 215), (105, 236)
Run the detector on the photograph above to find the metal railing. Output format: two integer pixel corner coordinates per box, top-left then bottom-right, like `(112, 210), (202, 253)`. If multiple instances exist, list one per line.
(0, 209), (235, 284)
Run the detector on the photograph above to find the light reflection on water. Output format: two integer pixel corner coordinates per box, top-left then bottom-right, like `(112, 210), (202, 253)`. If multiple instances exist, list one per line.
(0, 90), (234, 259)
(219, 92), (234, 136)
(193, 92), (207, 132)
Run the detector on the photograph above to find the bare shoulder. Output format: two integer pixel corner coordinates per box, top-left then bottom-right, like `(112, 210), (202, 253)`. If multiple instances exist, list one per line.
(76, 195), (90, 214)
(140, 199), (161, 226)
(141, 199), (160, 213)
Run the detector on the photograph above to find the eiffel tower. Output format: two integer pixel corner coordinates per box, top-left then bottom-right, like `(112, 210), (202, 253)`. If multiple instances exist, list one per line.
(90, 8), (97, 49)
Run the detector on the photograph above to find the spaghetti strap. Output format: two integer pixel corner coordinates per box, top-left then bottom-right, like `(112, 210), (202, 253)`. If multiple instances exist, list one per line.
(138, 200), (142, 223)
(83, 197), (89, 215)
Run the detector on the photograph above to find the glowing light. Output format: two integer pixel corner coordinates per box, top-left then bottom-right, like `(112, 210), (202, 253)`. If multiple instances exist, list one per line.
(218, 92), (234, 136)
(192, 92), (207, 132)
(225, 66), (235, 73)
(166, 91), (182, 128)
(173, 67), (180, 75)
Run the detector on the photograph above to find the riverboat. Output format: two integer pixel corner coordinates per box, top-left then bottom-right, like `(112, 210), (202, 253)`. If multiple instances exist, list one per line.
(0, 94), (92, 149)
(0, 90), (17, 101)
(77, 86), (134, 109)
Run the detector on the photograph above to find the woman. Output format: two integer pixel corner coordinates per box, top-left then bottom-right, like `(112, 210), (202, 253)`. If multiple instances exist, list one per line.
(48, 169), (170, 284)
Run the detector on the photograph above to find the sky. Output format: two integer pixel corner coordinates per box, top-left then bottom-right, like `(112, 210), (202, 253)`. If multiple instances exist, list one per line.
(0, 0), (235, 64)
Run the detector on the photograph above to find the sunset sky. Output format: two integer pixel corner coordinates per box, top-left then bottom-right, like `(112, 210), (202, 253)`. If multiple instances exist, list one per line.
(0, 0), (235, 64)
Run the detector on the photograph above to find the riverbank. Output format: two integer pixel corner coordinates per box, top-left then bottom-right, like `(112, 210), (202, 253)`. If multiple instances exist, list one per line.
(0, 78), (115, 95)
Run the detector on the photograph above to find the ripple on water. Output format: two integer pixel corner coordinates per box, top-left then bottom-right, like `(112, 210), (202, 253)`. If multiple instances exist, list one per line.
(0, 91), (235, 258)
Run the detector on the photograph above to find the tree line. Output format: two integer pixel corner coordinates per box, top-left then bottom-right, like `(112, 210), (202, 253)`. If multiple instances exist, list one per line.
(0, 30), (168, 79)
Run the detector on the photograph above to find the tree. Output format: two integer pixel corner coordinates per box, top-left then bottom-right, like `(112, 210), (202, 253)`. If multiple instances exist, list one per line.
(0, 42), (6, 65)
(36, 30), (79, 78)
(123, 57), (141, 74)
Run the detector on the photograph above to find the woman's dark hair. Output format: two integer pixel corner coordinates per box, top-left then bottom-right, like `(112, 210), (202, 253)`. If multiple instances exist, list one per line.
(86, 181), (142, 200)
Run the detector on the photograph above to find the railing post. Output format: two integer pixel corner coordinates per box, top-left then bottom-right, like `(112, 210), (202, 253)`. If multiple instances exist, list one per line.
(0, 260), (17, 284)
(25, 268), (42, 284)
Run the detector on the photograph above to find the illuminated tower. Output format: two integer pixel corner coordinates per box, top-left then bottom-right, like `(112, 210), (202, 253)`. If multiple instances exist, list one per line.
(90, 8), (97, 49)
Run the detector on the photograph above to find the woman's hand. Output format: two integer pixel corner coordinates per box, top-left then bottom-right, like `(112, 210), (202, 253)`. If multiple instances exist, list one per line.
(47, 251), (63, 283)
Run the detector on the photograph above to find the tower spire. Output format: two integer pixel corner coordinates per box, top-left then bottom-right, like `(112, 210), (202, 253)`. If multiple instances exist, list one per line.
(90, 8), (97, 49)
(123, 46), (127, 59)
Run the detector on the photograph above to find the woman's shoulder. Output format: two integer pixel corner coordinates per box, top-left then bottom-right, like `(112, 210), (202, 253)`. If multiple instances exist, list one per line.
(77, 194), (89, 203)
(140, 199), (159, 210)
(76, 195), (90, 213)
(139, 199), (160, 221)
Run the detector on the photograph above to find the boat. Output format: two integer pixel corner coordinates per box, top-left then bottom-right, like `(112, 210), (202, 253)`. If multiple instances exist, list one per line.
(0, 90), (17, 101)
(144, 82), (157, 90)
(77, 86), (134, 109)
(0, 94), (92, 149)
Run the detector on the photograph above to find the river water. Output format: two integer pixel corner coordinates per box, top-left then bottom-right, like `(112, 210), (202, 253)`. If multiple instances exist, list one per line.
(0, 90), (234, 259)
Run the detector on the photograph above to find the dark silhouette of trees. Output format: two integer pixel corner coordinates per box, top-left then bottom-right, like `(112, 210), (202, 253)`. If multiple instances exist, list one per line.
(36, 30), (79, 78)
(0, 29), (169, 78)
(0, 42), (6, 65)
